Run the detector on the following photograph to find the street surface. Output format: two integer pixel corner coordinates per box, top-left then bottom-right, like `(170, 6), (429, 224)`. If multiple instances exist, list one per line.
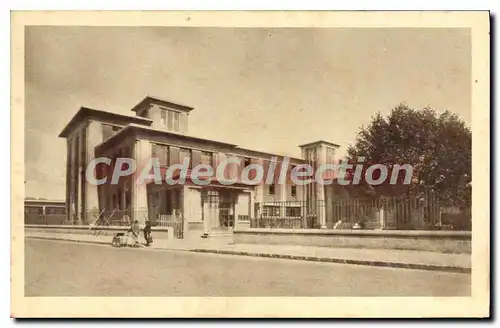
(25, 238), (470, 296)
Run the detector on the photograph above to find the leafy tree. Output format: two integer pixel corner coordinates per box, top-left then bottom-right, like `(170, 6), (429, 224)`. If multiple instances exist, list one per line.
(346, 103), (471, 208)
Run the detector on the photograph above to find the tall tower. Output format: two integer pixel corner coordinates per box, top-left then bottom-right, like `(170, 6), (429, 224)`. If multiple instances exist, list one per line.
(299, 140), (340, 228)
(59, 107), (152, 224)
(131, 96), (193, 134)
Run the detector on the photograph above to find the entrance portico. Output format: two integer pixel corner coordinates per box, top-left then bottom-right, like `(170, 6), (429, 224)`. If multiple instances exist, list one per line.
(146, 179), (252, 238)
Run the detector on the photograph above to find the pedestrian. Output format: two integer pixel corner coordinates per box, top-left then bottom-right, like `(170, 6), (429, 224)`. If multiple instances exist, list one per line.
(143, 220), (153, 247)
(128, 220), (141, 247)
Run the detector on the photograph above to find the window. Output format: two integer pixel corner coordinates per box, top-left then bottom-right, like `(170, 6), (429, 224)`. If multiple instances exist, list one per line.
(26, 206), (43, 215)
(263, 205), (280, 217)
(112, 194), (117, 209)
(117, 188), (122, 209)
(201, 151), (212, 166)
(174, 112), (180, 132)
(326, 147), (336, 165)
(160, 107), (182, 132)
(152, 144), (169, 166)
(161, 109), (167, 127)
(167, 110), (174, 130)
(46, 207), (66, 215)
(269, 183), (275, 195)
(286, 206), (301, 217)
(203, 190), (219, 203)
(291, 185), (297, 197)
(125, 191), (131, 210)
(238, 215), (249, 221)
(179, 148), (191, 168)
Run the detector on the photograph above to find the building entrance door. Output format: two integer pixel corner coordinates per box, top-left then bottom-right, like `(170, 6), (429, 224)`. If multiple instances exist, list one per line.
(202, 189), (235, 231)
(218, 202), (234, 228)
(219, 190), (235, 228)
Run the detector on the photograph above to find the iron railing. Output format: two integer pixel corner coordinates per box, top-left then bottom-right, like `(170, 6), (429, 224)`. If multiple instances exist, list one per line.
(251, 193), (471, 231)
(26, 208), (186, 238)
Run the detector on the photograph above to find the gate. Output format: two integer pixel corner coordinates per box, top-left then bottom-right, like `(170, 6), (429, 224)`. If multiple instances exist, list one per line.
(156, 213), (184, 239)
(218, 202), (234, 228)
(202, 189), (235, 229)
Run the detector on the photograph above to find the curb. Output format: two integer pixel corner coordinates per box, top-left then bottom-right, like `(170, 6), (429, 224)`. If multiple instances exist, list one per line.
(190, 249), (471, 274)
(26, 236), (470, 274)
(27, 236), (110, 246)
(26, 235), (194, 252)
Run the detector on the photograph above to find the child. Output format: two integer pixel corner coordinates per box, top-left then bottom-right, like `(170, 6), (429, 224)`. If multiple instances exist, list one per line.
(143, 220), (152, 246)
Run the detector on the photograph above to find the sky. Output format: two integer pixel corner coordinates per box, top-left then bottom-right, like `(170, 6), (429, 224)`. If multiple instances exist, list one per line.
(25, 27), (471, 200)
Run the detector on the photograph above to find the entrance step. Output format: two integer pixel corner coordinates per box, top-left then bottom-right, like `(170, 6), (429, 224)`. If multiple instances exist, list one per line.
(208, 233), (233, 238)
(201, 230), (234, 238)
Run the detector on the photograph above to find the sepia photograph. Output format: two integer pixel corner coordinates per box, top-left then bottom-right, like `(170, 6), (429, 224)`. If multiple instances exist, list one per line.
(11, 11), (490, 318)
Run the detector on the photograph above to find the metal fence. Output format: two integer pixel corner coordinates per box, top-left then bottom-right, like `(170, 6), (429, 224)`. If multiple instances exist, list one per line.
(252, 193), (471, 231)
(26, 208), (186, 238)
(89, 209), (184, 238)
(156, 214), (184, 239)
(251, 201), (316, 229)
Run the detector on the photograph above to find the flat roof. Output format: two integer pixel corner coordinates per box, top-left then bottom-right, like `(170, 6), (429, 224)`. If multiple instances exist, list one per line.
(95, 123), (237, 153)
(298, 140), (341, 149)
(58, 107), (153, 138)
(95, 123), (304, 162)
(25, 199), (65, 205)
(131, 96), (194, 115)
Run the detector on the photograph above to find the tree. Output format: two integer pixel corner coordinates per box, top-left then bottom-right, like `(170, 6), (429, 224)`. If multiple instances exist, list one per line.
(346, 103), (471, 208)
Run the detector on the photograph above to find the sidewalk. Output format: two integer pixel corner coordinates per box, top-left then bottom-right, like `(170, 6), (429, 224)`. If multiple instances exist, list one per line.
(25, 231), (470, 274)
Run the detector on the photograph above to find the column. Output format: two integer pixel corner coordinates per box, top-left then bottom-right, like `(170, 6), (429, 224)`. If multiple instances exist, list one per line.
(279, 175), (287, 222)
(298, 181), (307, 228)
(86, 121), (103, 216)
(202, 190), (210, 235)
(249, 189), (256, 219)
(235, 191), (251, 229)
(254, 158), (264, 219)
(133, 139), (151, 223)
(316, 145), (327, 229)
(65, 139), (71, 223)
(180, 187), (188, 235)
(379, 207), (385, 230)
(75, 132), (82, 224)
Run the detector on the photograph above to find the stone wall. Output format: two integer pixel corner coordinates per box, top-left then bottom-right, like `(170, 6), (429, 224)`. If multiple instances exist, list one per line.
(25, 224), (173, 240)
(233, 228), (471, 254)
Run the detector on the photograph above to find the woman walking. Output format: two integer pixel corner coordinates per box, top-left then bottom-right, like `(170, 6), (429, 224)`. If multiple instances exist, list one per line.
(128, 220), (141, 247)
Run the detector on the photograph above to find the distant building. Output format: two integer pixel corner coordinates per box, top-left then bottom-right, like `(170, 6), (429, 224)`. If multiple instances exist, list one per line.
(58, 96), (339, 236)
(25, 199), (66, 225)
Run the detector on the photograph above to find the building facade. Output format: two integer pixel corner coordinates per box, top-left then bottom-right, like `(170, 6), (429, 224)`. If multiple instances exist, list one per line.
(59, 96), (339, 237)
(25, 199), (66, 225)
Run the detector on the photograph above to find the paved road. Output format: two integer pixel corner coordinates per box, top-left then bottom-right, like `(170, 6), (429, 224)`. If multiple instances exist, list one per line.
(25, 238), (470, 297)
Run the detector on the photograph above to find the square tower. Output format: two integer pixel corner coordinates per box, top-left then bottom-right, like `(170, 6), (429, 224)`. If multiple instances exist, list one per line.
(131, 96), (193, 134)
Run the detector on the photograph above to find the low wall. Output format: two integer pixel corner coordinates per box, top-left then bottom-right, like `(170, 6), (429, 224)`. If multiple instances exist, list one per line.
(233, 228), (471, 254)
(25, 224), (173, 240)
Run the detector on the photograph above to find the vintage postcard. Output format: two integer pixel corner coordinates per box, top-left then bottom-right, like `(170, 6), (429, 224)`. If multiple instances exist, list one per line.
(11, 11), (490, 318)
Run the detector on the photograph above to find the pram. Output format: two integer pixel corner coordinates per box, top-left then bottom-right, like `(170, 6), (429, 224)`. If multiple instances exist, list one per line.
(111, 231), (141, 248)
(111, 232), (129, 247)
